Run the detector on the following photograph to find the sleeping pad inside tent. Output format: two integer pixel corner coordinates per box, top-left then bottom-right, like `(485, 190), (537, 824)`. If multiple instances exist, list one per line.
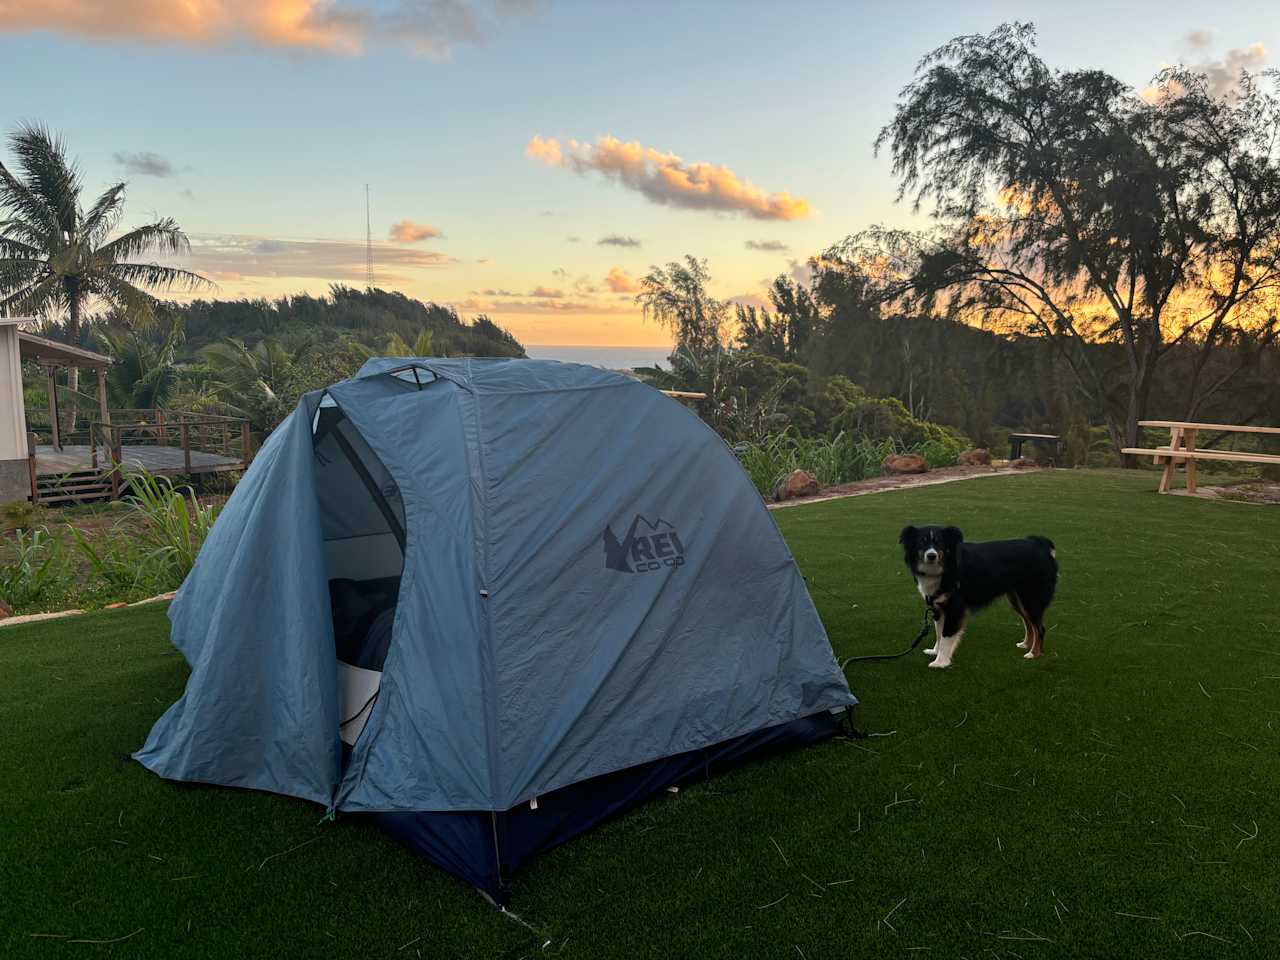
(134, 357), (857, 902)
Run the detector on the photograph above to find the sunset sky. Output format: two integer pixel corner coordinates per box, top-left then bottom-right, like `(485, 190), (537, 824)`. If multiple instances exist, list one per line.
(2, 1), (1277, 346)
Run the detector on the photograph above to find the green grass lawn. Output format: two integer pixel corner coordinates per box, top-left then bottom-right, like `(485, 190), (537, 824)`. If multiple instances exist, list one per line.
(3, 469), (1278, 958)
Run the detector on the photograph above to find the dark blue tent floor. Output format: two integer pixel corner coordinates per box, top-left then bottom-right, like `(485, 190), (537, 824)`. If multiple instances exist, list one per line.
(372, 711), (843, 902)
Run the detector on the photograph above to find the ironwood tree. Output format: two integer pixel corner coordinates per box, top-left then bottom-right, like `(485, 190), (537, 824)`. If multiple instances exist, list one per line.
(840, 22), (1280, 461)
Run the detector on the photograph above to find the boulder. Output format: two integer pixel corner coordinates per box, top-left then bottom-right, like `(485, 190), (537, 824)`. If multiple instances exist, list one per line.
(1009, 457), (1038, 469)
(957, 448), (992, 466)
(773, 469), (820, 501)
(882, 453), (928, 475)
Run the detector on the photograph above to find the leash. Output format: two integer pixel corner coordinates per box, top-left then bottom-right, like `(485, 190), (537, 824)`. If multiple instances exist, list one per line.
(839, 602), (935, 669)
(802, 574), (938, 669)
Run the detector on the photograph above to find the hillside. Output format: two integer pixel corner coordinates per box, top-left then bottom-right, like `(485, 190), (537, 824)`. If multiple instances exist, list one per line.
(171, 285), (525, 359)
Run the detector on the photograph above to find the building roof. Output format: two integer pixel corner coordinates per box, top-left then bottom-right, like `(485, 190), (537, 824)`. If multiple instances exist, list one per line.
(17, 332), (114, 369)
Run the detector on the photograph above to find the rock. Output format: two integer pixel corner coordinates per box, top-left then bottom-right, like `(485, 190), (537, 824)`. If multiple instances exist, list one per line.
(1009, 457), (1038, 469)
(957, 447), (992, 466)
(773, 469), (820, 501)
(0, 600), (11, 619)
(105, 602), (129, 609)
(882, 453), (928, 475)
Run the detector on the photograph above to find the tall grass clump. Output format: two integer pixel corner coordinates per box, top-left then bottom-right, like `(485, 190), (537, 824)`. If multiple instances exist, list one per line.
(119, 470), (220, 588)
(734, 430), (964, 497)
(0, 527), (66, 609)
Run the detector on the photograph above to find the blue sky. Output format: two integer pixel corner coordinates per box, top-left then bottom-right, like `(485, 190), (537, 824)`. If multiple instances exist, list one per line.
(2, 1), (1278, 344)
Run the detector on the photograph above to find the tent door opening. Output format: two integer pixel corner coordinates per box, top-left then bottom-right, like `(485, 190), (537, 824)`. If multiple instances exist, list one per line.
(312, 398), (407, 752)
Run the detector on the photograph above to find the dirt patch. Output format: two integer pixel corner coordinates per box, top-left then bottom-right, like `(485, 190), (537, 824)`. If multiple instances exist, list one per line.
(1182, 481), (1280, 505)
(768, 463), (1042, 509)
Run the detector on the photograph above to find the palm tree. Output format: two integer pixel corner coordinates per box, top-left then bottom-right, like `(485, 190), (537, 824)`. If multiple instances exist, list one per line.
(384, 328), (435, 356)
(94, 313), (186, 409)
(199, 337), (294, 427)
(0, 122), (210, 428)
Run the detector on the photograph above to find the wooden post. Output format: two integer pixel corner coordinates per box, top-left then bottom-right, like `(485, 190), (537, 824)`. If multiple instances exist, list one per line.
(96, 367), (109, 425)
(181, 422), (191, 472)
(241, 420), (251, 467)
(157, 409), (167, 445)
(1158, 427), (1182, 494)
(45, 365), (60, 450)
(27, 432), (38, 504)
(108, 427), (121, 499)
(1184, 429), (1198, 494)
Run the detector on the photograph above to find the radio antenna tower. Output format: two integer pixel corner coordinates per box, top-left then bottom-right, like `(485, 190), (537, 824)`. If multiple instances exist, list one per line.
(365, 184), (374, 290)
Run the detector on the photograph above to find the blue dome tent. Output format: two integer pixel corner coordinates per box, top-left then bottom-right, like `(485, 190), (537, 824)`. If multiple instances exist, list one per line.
(135, 357), (856, 901)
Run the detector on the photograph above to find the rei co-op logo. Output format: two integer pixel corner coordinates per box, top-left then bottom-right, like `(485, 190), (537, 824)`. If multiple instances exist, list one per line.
(603, 514), (686, 573)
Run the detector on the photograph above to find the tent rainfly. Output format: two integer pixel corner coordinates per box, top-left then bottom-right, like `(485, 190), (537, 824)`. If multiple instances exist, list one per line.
(135, 357), (856, 901)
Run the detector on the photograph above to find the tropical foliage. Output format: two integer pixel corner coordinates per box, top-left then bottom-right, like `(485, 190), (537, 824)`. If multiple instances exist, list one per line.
(0, 123), (210, 427)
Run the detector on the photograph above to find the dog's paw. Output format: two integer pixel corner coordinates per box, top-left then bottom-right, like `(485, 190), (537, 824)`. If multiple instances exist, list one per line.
(1015, 640), (1028, 650)
(923, 646), (937, 656)
(1022, 650), (1039, 659)
(928, 658), (951, 669)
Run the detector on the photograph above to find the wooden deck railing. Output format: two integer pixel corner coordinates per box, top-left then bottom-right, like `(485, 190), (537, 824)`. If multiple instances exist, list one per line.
(90, 409), (253, 483)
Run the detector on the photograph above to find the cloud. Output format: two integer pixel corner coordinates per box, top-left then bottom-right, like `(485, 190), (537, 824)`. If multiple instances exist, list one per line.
(1186, 29), (1214, 51)
(527, 134), (812, 221)
(458, 297), (601, 314)
(179, 188), (195, 200)
(113, 150), (177, 177)
(180, 233), (455, 284)
(1143, 40), (1270, 101)
(605, 266), (640, 293)
(479, 287), (516, 296)
(726, 292), (768, 310)
(787, 257), (815, 288)
(388, 219), (443, 243)
(598, 234), (641, 247)
(1199, 43), (1268, 98)
(566, 235), (581, 243)
(745, 239), (788, 252)
(529, 285), (565, 298)
(0, 1), (541, 57)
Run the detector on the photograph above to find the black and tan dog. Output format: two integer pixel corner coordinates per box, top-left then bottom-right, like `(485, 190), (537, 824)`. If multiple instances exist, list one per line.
(899, 525), (1058, 668)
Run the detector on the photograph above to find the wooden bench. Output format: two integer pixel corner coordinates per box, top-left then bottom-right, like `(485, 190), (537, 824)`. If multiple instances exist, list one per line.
(1121, 420), (1280, 494)
(1009, 432), (1062, 463)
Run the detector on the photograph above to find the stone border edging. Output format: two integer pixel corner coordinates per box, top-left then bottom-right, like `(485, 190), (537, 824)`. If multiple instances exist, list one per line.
(0, 591), (176, 629)
(767, 466), (1043, 510)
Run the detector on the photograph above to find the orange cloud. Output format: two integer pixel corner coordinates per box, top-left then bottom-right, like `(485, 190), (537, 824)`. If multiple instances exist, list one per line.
(605, 266), (640, 293)
(176, 233), (455, 285)
(526, 134), (812, 221)
(0, 1), (362, 51)
(388, 219), (443, 242)
(529, 286), (566, 298)
(0, 1), (538, 56)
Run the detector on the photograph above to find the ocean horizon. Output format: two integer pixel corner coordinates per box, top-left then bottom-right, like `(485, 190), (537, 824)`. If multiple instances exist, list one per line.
(524, 344), (674, 371)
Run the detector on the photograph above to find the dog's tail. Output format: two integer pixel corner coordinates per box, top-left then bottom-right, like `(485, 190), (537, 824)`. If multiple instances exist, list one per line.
(1027, 535), (1057, 564)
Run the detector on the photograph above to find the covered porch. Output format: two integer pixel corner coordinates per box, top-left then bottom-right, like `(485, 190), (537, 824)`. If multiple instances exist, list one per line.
(0, 321), (252, 504)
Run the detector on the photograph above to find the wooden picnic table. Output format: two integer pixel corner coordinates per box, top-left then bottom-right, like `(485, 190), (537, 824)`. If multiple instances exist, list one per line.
(1121, 420), (1280, 494)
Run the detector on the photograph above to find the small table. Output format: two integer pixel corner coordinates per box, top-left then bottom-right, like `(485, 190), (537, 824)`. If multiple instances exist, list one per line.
(1008, 432), (1062, 463)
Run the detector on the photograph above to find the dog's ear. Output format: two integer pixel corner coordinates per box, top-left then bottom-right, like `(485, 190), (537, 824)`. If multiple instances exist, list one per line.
(942, 526), (964, 548)
(898, 525), (917, 547)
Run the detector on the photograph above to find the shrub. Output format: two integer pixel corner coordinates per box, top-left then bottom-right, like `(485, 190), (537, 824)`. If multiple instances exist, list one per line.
(1, 500), (38, 533)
